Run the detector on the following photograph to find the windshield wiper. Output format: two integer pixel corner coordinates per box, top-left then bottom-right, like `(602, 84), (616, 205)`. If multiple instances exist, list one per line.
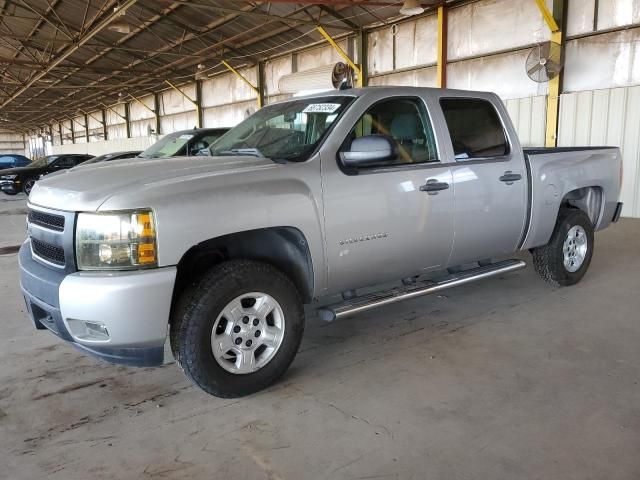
(215, 148), (264, 158)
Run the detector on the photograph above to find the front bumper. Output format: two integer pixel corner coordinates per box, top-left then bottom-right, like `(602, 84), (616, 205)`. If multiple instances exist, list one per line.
(0, 180), (19, 194)
(19, 241), (176, 367)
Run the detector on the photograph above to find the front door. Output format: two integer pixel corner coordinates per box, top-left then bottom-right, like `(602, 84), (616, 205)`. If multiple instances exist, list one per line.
(321, 95), (455, 294)
(438, 96), (528, 265)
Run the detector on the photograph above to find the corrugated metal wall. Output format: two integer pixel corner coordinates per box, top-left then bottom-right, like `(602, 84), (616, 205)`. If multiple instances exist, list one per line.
(558, 86), (640, 218)
(504, 96), (547, 147)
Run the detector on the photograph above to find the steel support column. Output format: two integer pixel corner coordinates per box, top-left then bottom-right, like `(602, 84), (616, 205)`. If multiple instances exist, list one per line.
(256, 61), (265, 108)
(195, 80), (204, 127)
(153, 93), (161, 135)
(437, 5), (448, 88)
(357, 28), (368, 87)
(124, 103), (131, 138)
(101, 109), (108, 140)
(535, 0), (565, 147)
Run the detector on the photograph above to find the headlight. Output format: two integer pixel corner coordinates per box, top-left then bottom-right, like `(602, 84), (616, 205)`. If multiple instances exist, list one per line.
(75, 210), (157, 270)
(0, 175), (17, 180)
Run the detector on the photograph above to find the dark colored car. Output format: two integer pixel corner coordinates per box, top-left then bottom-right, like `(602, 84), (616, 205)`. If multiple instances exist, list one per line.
(0, 153), (94, 195)
(76, 150), (142, 167)
(138, 128), (229, 159)
(0, 154), (31, 171)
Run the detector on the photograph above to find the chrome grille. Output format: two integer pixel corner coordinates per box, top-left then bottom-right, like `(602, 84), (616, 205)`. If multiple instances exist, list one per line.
(27, 204), (76, 272)
(31, 238), (65, 266)
(28, 209), (65, 231)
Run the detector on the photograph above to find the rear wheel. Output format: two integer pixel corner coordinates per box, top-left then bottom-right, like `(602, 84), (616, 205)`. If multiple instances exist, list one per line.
(532, 208), (594, 286)
(170, 260), (304, 398)
(23, 178), (36, 195)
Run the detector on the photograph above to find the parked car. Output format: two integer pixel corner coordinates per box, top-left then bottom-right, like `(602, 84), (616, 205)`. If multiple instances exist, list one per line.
(0, 154), (31, 171)
(0, 153), (93, 195)
(74, 150), (142, 167)
(138, 128), (229, 159)
(20, 87), (623, 398)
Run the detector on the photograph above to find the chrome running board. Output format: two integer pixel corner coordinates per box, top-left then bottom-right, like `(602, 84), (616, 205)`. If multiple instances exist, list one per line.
(317, 259), (526, 322)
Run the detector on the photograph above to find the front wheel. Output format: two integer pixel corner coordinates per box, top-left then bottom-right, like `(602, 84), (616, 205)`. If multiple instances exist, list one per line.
(23, 178), (36, 195)
(532, 208), (594, 286)
(170, 260), (305, 398)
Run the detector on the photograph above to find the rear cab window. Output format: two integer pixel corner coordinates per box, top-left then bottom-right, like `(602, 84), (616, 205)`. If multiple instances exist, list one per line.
(439, 98), (509, 160)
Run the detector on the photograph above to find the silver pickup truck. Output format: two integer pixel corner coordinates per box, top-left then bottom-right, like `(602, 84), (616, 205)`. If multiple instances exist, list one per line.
(19, 87), (623, 397)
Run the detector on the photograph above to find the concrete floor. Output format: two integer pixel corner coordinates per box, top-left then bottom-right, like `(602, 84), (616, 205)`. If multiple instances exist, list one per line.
(1, 193), (639, 480)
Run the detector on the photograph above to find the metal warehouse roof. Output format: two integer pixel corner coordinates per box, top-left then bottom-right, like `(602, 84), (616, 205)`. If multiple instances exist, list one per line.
(0, 0), (446, 132)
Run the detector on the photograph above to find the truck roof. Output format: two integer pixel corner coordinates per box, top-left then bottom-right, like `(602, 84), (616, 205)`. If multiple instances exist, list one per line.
(274, 85), (500, 104)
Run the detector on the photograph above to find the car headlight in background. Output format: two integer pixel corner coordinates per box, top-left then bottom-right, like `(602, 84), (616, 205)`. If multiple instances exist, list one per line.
(0, 175), (17, 180)
(76, 210), (157, 270)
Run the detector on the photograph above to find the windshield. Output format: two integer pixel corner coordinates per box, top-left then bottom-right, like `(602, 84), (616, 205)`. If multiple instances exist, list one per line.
(139, 131), (196, 159)
(210, 96), (353, 162)
(29, 155), (59, 168)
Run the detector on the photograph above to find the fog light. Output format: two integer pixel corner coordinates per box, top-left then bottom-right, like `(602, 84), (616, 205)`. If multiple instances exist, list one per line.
(67, 319), (110, 341)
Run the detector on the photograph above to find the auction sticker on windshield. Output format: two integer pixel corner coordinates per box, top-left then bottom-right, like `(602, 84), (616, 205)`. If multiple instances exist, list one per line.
(303, 103), (341, 114)
(179, 134), (194, 140)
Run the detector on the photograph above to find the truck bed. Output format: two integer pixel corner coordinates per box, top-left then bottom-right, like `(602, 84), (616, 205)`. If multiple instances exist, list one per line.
(519, 145), (622, 251)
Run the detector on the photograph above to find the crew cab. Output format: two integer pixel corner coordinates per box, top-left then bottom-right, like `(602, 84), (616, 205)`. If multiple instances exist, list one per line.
(1, 153), (94, 195)
(19, 87), (623, 397)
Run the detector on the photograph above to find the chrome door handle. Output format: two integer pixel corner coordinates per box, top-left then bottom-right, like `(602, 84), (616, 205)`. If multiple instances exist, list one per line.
(419, 179), (450, 195)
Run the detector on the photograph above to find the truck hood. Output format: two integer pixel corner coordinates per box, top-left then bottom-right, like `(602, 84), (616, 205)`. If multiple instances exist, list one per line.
(29, 155), (279, 212)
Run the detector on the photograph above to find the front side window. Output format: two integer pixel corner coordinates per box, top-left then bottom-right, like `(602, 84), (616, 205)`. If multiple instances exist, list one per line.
(210, 96), (353, 162)
(440, 98), (509, 160)
(343, 97), (438, 168)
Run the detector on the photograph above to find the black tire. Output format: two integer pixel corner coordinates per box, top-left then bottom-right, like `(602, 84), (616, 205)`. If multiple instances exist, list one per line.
(532, 208), (594, 286)
(170, 259), (305, 398)
(23, 178), (36, 195)
(2, 190), (18, 196)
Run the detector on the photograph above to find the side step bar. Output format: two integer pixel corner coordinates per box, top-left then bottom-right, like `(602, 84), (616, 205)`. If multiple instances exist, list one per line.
(317, 259), (526, 322)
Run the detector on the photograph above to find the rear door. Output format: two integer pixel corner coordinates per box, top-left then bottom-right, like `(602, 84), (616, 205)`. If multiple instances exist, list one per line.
(436, 95), (527, 265)
(321, 94), (455, 293)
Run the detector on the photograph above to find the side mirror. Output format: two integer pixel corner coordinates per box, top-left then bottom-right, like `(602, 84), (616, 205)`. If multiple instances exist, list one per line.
(340, 135), (397, 168)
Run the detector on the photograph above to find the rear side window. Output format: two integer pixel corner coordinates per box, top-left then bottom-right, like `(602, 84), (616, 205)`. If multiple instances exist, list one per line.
(440, 98), (509, 160)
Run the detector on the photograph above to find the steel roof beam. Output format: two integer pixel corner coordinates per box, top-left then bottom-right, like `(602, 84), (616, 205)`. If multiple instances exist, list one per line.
(1, 0), (139, 109)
